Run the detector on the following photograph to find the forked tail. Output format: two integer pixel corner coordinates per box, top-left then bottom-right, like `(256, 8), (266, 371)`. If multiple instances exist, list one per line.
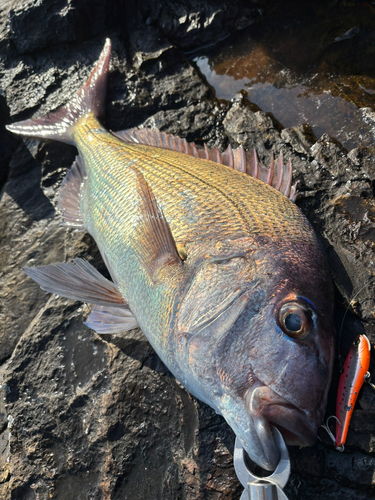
(6, 39), (111, 145)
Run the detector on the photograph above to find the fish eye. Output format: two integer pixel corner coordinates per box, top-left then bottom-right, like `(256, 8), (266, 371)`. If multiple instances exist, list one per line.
(278, 302), (312, 339)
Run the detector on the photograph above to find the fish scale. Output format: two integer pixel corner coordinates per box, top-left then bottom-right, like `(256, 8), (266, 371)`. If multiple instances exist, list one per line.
(75, 115), (313, 249)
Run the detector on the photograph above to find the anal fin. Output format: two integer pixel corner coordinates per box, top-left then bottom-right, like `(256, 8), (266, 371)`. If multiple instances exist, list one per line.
(24, 258), (126, 306)
(132, 168), (182, 282)
(57, 155), (86, 229)
(85, 305), (138, 333)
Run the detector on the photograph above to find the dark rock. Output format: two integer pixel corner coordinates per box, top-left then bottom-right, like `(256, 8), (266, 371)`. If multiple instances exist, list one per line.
(131, 0), (261, 52)
(8, 0), (117, 54)
(281, 124), (317, 155)
(2, 299), (193, 499)
(223, 98), (281, 152)
(109, 41), (212, 130)
(5, 0), (262, 56)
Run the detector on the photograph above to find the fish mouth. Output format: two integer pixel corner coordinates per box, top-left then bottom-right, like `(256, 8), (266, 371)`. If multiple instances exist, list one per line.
(246, 383), (318, 468)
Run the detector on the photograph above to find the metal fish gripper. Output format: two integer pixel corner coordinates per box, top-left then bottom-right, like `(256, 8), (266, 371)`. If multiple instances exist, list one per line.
(234, 427), (291, 500)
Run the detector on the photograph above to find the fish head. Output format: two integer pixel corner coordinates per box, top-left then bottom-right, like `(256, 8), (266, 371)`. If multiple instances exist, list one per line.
(179, 238), (334, 471)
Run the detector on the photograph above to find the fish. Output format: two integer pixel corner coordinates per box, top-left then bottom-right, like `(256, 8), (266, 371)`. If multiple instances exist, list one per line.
(6, 39), (335, 471)
(335, 334), (371, 450)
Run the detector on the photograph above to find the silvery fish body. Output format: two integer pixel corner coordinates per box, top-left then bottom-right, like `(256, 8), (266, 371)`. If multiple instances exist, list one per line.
(7, 40), (335, 471)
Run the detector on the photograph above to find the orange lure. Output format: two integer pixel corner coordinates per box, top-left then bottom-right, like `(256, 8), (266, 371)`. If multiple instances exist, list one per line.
(335, 335), (371, 450)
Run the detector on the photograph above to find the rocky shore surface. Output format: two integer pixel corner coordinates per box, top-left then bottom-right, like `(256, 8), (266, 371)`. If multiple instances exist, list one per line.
(0, 1), (374, 499)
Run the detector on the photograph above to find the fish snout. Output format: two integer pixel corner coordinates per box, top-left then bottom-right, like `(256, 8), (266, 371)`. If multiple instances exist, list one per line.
(247, 384), (318, 448)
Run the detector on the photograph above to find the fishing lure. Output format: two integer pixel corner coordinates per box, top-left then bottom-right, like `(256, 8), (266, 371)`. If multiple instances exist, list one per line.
(335, 334), (371, 450)
(323, 334), (371, 450)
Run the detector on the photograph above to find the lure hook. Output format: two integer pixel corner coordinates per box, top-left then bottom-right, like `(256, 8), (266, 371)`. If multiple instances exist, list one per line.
(320, 415), (344, 451)
(364, 371), (375, 391)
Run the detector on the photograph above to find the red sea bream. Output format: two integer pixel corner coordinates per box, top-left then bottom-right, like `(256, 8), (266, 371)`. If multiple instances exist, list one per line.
(6, 39), (335, 471)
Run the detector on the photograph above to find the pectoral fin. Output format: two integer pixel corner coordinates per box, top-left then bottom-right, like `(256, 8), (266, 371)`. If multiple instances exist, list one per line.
(196, 288), (250, 338)
(132, 168), (183, 282)
(178, 278), (250, 381)
(176, 258), (252, 391)
(24, 258), (127, 306)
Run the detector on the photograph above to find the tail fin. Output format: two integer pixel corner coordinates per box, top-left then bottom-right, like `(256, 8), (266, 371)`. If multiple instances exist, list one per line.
(6, 39), (111, 145)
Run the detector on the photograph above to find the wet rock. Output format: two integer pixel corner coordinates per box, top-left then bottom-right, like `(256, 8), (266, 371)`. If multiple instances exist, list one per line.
(1, 39), (108, 119)
(346, 409), (375, 453)
(360, 107), (375, 138)
(142, 100), (230, 148)
(285, 476), (374, 500)
(281, 124), (317, 156)
(223, 98), (281, 152)
(1, 1), (375, 500)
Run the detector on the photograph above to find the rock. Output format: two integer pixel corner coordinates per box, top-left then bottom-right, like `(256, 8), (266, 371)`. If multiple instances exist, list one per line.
(223, 98), (281, 152)
(8, 0), (110, 54)
(3, 298), (193, 499)
(5, 0), (261, 55)
(132, 0), (261, 52)
(281, 124), (317, 155)
(1, 1), (375, 499)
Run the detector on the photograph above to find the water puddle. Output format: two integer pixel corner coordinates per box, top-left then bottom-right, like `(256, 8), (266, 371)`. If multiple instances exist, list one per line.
(192, 3), (375, 151)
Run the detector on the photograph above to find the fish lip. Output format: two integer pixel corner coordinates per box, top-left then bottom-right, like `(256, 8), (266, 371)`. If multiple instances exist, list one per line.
(247, 384), (318, 450)
(250, 411), (281, 471)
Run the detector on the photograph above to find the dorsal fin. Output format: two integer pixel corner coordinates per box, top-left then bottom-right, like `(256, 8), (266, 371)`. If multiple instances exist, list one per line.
(113, 128), (297, 201)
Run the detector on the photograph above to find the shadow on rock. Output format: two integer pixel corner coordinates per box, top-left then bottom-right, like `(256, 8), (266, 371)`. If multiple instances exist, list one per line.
(5, 141), (55, 221)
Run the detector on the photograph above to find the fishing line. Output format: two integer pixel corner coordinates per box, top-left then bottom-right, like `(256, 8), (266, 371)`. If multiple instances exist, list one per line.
(337, 274), (375, 373)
